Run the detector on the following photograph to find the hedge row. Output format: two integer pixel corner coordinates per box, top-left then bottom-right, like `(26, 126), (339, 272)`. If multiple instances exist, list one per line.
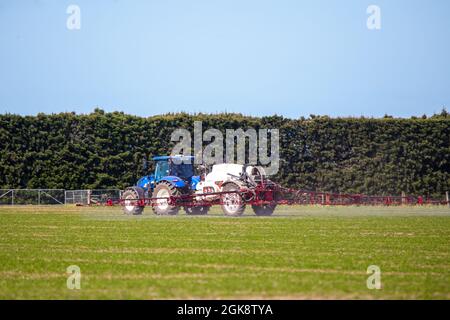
(0, 110), (449, 197)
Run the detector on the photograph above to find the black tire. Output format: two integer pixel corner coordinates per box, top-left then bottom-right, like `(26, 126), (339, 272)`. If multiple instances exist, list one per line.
(221, 183), (245, 216)
(252, 204), (276, 216)
(184, 206), (209, 215)
(151, 181), (180, 215)
(122, 188), (145, 215)
(252, 189), (282, 216)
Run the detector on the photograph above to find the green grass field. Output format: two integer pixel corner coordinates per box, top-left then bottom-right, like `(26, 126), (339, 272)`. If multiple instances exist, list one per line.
(0, 205), (449, 299)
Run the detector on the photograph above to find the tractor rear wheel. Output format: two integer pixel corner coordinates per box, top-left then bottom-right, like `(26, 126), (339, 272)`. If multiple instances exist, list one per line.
(252, 204), (276, 216)
(152, 182), (180, 215)
(221, 183), (245, 216)
(184, 206), (209, 215)
(122, 188), (145, 215)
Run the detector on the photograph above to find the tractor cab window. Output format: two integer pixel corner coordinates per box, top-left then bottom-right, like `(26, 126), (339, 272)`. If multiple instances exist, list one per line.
(155, 161), (170, 181)
(155, 159), (194, 181)
(171, 163), (194, 180)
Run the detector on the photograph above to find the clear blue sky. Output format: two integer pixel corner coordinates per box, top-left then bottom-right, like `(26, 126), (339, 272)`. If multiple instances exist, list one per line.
(0, 0), (449, 118)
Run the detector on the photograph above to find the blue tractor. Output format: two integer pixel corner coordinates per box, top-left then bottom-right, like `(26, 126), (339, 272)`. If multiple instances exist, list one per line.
(122, 155), (207, 215)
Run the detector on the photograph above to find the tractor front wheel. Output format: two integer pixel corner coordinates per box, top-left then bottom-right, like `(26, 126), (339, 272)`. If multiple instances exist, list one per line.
(122, 188), (145, 215)
(152, 182), (180, 215)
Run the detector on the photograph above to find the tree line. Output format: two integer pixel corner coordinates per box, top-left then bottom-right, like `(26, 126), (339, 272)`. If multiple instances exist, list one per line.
(0, 109), (449, 197)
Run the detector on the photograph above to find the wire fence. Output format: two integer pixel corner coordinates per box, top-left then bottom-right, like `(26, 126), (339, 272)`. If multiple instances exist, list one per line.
(65, 189), (122, 205)
(0, 189), (122, 205)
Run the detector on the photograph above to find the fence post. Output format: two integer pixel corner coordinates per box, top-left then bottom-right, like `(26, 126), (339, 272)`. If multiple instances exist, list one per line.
(401, 191), (406, 205)
(11, 189), (14, 205)
(446, 191), (449, 207)
(38, 189), (41, 205)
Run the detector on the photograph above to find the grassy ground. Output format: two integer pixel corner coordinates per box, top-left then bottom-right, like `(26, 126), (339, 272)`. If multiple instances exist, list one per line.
(0, 205), (449, 299)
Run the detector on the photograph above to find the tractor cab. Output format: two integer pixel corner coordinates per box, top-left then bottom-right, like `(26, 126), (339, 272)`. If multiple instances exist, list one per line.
(154, 156), (194, 181)
(136, 155), (199, 193)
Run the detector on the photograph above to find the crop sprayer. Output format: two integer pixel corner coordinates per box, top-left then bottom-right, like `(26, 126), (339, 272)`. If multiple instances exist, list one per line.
(100, 155), (448, 216)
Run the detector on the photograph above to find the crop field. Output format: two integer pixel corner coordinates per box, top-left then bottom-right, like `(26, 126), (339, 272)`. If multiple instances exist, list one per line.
(0, 205), (449, 299)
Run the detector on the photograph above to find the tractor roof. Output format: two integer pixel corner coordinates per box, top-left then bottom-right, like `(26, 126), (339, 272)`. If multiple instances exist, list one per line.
(152, 155), (194, 161)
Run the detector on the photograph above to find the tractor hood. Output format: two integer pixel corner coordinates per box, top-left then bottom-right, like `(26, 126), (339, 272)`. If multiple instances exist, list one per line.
(136, 175), (153, 190)
(161, 176), (188, 188)
(161, 175), (201, 190)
